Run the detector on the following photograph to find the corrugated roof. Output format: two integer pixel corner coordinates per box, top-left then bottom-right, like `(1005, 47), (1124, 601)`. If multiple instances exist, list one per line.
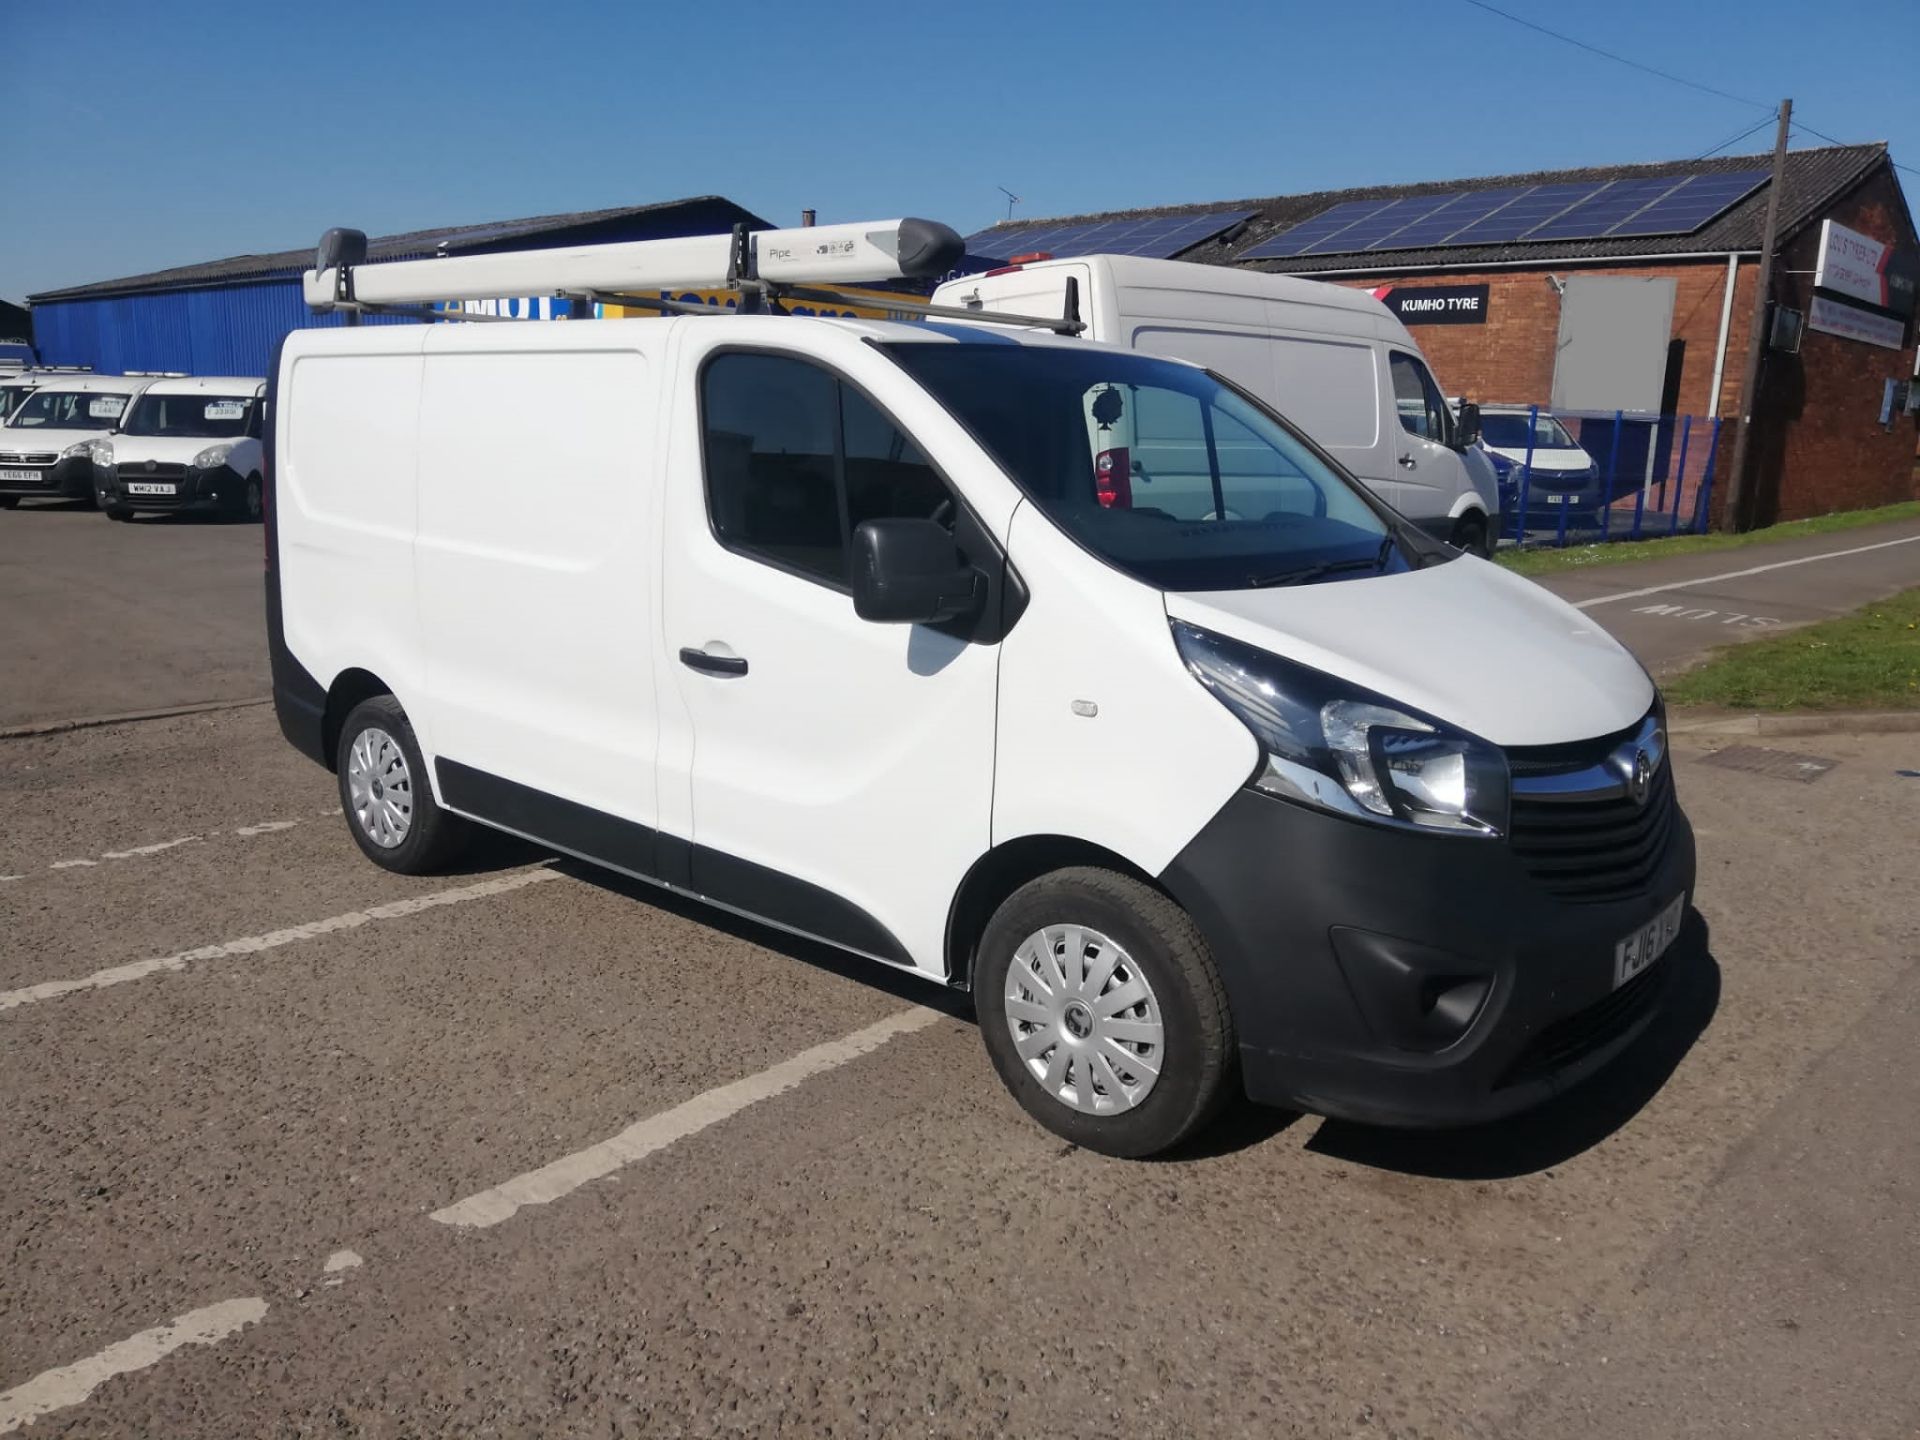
(967, 144), (1897, 275)
(29, 195), (774, 302)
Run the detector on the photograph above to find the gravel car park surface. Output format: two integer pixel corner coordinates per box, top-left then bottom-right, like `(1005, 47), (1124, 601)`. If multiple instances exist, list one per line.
(3, 514), (1918, 1437)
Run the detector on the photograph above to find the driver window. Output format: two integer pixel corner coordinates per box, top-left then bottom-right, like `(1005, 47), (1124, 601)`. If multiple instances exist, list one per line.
(701, 352), (956, 589)
(1389, 352), (1450, 445)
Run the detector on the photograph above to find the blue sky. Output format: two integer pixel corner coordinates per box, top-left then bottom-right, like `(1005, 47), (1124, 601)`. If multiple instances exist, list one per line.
(5, 0), (1915, 300)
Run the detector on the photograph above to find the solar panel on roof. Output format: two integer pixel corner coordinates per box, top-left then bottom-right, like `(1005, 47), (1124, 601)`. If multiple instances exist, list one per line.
(963, 209), (1256, 261)
(1520, 177), (1687, 241)
(1237, 164), (1772, 262)
(1236, 199), (1399, 259)
(1301, 194), (1463, 253)
(1365, 187), (1527, 249)
(1441, 183), (1603, 244)
(1603, 168), (1769, 237)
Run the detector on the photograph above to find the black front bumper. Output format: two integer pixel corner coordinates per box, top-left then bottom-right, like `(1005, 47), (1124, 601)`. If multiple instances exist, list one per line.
(1159, 783), (1696, 1128)
(97, 462), (243, 513)
(0, 454), (93, 498)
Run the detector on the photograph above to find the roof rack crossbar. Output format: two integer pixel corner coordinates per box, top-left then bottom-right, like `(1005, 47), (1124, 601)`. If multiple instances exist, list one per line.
(325, 301), (520, 324)
(771, 283), (1086, 335)
(582, 289), (736, 317)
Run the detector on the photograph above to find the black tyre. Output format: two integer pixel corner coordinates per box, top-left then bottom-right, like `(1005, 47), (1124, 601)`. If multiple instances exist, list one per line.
(0, 496), (18, 510)
(233, 474), (262, 523)
(975, 867), (1235, 1158)
(105, 507), (133, 522)
(335, 695), (473, 874)
(1449, 511), (1491, 557)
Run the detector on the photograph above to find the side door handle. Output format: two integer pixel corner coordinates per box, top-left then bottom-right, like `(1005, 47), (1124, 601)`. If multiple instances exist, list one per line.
(679, 646), (748, 677)
(1398, 454), (1418, 469)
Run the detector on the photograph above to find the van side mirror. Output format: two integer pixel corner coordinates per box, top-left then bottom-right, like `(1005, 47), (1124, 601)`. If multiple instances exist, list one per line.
(851, 518), (981, 625)
(1454, 401), (1481, 450)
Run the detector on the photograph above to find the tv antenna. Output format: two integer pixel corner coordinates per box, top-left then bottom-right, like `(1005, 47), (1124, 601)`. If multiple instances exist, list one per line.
(997, 186), (1021, 220)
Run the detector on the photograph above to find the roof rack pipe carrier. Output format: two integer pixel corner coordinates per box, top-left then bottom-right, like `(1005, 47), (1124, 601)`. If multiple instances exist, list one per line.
(303, 218), (966, 311)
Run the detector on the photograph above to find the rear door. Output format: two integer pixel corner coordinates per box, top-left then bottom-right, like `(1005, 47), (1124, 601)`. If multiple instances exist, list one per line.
(659, 331), (1000, 978)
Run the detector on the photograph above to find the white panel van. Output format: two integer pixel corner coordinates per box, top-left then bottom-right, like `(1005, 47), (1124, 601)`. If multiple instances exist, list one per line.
(932, 256), (1500, 555)
(0, 374), (151, 508)
(270, 223), (1692, 1157)
(92, 375), (266, 521)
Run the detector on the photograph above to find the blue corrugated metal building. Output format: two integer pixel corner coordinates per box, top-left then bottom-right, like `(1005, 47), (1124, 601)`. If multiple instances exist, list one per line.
(27, 196), (772, 377)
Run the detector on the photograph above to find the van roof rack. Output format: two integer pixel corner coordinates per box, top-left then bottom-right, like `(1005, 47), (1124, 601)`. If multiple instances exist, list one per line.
(304, 218), (1084, 336)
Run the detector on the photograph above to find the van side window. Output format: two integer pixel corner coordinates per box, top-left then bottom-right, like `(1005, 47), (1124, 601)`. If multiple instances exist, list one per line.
(702, 354), (844, 584)
(1389, 352), (1451, 445)
(701, 352), (953, 588)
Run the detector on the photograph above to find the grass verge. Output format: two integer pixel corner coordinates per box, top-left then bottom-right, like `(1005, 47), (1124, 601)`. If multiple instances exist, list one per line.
(1664, 587), (1920, 711)
(1495, 501), (1919, 578)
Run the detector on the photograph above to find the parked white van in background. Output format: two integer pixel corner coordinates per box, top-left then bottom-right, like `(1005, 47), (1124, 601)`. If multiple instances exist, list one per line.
(270, 220), (1693, 1157)
(93, 375), (267, 521)
(932, 255), (1500, 555)
(0, 373), (152, 509)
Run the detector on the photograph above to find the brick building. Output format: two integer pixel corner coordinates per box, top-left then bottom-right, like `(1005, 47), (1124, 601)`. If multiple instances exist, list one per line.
(966, 144), (1917, 528)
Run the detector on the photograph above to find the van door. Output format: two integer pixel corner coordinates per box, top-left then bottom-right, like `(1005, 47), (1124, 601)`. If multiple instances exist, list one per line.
(1386, 348), (1468, 527)
(413, 329), (661, 852)
(659, 339), (999, 978)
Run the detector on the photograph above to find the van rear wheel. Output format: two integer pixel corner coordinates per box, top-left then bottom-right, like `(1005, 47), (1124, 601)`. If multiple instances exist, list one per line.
(975, 867), (1234, 1158)
(335, 695), (472, 874)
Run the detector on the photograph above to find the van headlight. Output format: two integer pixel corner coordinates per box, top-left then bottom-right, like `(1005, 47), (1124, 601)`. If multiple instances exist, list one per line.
(62, 440), (96, 460)
(1173, 621), (1508, 837)
(88, 440), (114, 466)
(192, 442), (236, 470)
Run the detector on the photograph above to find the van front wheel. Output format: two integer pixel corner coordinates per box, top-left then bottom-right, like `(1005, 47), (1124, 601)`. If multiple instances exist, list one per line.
(335, 695), (472, 874)
(1450, 512), (1492, 557)
(975, 867), (1234, 1158)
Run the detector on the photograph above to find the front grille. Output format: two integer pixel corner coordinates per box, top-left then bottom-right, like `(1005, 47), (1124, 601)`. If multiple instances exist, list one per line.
(1507, 715), (1676, 903)
(0, 451), (58, 465)
(1496, 954), (1668, 1089)
(121, 462), (186, 479)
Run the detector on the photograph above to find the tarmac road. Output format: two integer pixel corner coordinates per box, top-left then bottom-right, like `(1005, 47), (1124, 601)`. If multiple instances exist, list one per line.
(4, 508), (1920, 1434)
(1531, 514), (1920, 675)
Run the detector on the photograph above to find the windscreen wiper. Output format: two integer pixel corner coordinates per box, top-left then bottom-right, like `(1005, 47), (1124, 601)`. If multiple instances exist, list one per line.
(1245, 535), (1395, 589)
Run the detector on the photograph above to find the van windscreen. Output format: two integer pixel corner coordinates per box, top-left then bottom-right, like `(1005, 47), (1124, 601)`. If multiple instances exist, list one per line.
(120, 393), (256, 438)
(884, 341), (1427, 592)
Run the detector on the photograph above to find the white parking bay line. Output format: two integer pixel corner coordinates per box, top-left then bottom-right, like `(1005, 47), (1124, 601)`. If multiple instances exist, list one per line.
(0, 1297), (267, 1433)
(1574, 533), (1920, 609)
(0, 868), (560, 1015)
(432, 1005), (946, 1230)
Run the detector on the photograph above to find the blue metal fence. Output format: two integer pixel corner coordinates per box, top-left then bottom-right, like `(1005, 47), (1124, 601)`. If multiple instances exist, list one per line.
(1493, 406), (1726, 549)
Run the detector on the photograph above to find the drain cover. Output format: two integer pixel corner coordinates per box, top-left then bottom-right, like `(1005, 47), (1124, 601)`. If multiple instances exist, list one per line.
(1701, 745), (1838, 784)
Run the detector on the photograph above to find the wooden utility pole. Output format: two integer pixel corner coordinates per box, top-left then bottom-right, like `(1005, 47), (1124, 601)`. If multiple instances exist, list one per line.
(1722, 98), (1792, 531)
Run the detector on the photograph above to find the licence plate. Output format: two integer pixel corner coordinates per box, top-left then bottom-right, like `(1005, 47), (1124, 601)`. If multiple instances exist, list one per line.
(0, 467), (38, 482)
(1614, 894), (1684, 988)
(1542, 493), (1570, 504)
(127, 482), (176, 495)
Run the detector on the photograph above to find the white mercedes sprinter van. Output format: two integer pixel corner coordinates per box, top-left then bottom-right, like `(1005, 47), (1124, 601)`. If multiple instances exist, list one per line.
(932, 256), (1500, 555)
(270, 220), (1692, 1157)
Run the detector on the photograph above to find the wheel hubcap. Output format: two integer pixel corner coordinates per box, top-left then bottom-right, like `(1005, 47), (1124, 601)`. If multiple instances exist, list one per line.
(345, 726), (413, 848)
(1004, 924), (1165, 1116)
